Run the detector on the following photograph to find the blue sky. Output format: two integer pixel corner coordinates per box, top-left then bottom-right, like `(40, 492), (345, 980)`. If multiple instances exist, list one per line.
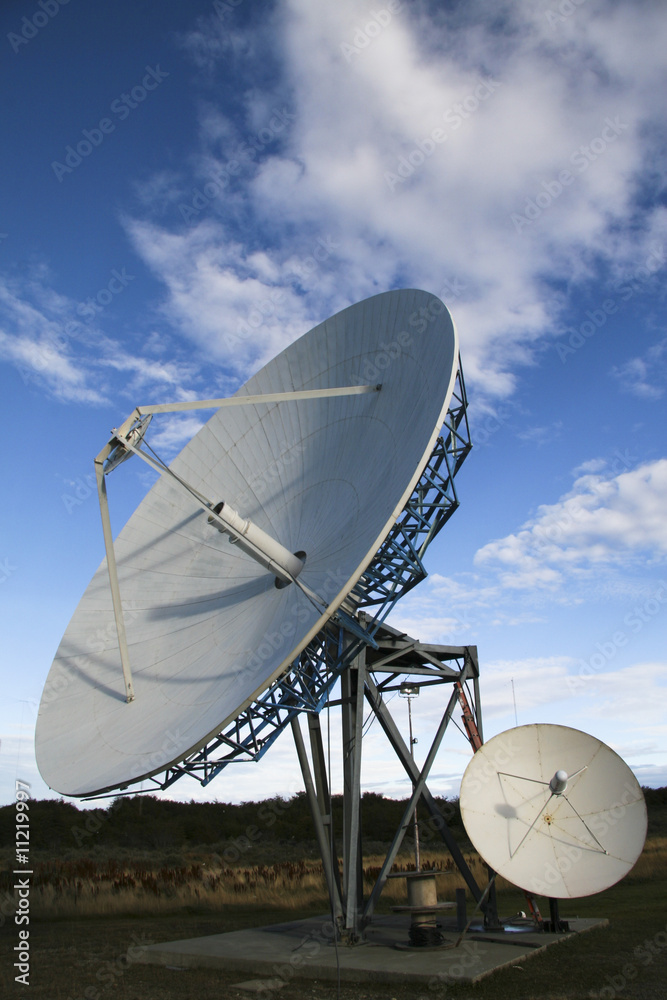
(1, 0), (666, 808)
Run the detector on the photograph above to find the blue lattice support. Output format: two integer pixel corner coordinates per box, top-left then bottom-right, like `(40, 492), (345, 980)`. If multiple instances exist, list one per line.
(122, 363), (472, 795)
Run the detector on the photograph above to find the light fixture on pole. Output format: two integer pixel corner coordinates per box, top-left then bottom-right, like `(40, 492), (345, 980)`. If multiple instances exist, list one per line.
(400, 681), (421, 871)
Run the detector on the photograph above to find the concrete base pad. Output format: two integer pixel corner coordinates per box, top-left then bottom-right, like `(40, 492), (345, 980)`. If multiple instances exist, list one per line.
(137, 913), (609, 986)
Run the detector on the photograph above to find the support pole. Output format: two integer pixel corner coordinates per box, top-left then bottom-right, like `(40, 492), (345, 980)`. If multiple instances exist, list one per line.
(471, 651), (484, 743)
(94, 457), (135, 703)
(307, 713), (342, 902)
(364, 673), (485, 906)
(291, 717), (343, 923)
(341, 647), (366, 937)
(363, 683), (461, 921)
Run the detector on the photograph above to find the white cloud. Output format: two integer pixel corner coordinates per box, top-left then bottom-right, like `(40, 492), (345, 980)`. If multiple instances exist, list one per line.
(100, 354), (198, 398)
(566, 662), (667, 732)
(0, 274), (202, 407)
(147, 413), (207, 456)
(125, 218), (328, 380)
(517, 421), (563, 446)
(473, 656), (574, 720)
(475, 459), (667, 589)
(611, 337), (667, 400)
(0, 278), (106, 404)
(120, 0), (667, 408)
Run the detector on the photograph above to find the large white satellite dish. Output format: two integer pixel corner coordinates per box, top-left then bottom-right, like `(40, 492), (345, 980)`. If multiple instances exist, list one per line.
(36, 289), (460, 797)
(459, 724), (647, 898)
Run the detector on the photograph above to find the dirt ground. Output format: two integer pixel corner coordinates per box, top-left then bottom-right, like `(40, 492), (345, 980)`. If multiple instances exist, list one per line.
(1, 883), (667, 1000)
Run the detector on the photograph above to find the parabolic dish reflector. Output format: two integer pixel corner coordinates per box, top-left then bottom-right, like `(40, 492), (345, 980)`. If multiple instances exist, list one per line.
(459, 724), (647, 898)
(36, 289), (459, 797)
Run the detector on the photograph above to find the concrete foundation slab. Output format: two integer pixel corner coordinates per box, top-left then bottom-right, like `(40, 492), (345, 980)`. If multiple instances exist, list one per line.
(136, 913), (609, 986)
(231, 979), (287, 993)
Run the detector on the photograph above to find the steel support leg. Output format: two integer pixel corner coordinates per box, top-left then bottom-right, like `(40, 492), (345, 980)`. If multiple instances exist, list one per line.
(472, 661), (484, 743)
(363, 683), (461, 921)
(291, 716), (343, 923)
(306, 712), (343, 909)
(341, 649), (365, 938)
(364, 672), (485, 907)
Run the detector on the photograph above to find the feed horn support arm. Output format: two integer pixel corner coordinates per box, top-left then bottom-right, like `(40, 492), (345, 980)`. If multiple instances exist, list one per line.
(93, 384), (382, 703)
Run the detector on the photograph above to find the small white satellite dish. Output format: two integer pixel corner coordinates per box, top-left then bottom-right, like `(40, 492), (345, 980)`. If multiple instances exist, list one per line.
(36, 289), (460, 797)
(459, 724), (647, 898)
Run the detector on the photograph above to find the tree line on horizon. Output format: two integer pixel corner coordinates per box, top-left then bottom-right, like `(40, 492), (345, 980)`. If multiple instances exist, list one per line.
(1, 787), (665, 855)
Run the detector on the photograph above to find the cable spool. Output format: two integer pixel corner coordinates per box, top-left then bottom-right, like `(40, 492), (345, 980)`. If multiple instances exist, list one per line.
(409, 925), (444, 948)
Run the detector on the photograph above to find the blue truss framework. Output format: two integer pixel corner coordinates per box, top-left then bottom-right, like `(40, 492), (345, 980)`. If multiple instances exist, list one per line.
(110, 364), (472, 796)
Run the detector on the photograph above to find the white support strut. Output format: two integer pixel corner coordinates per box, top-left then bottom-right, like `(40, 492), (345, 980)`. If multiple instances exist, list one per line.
(118, 435), (327, 609)
(94, 386), (377, 702)
(94, 451), (135, 703)
(135, 383), (381, 417)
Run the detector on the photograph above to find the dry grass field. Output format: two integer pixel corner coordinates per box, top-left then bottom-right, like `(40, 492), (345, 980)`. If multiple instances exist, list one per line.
(1, 838), (667, 999)
(5, 836), (665, 921)
(17, 852), (494, 921)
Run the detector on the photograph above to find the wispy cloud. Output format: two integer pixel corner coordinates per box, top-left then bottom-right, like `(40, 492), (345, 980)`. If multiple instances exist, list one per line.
(124, 217), (340, 380)
(147, 413), (207, 456)
(116, 0), (667, 410)
(475, 458), (667, 589)
(99, 354), (198, 399)
(0, 273), (202, 407)
(0, 276), (107, 404)
(611, 337), (667, 399)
